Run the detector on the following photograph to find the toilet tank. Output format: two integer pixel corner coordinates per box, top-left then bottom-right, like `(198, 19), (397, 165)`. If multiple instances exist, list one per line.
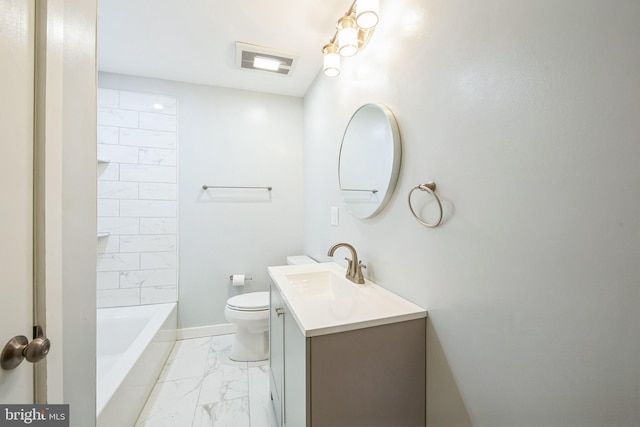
(286, 255), (316, 265)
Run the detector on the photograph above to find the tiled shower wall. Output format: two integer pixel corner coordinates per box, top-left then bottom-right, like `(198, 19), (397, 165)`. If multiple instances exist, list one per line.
(96, 88), (178, 308)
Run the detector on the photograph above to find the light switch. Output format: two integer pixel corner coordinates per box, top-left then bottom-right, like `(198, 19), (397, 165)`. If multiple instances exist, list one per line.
(331, 207), (339, 226)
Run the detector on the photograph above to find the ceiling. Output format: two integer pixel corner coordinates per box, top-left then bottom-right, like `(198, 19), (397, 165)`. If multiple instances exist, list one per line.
(97, 0), (349, 97)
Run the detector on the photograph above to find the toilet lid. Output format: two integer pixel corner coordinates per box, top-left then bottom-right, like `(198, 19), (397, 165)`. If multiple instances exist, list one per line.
(227, 292), (269, 311)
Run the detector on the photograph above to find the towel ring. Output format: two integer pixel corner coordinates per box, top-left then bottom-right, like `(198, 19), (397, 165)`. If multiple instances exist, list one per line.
(408, 182), (443, 228)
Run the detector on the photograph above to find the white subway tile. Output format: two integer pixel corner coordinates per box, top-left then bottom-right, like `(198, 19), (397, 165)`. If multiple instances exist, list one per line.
(141, 252), (177, 269)
(141, 286), (177, 304)
(95, 88), (181, 309)
(119, 91), (177, 115)
(97, 88), (119, 108)
(97, 253), (140, 271)
(120, 200), (177, 218)
(97, 272), (119, 289)
(97, 235), (119, 254)
(139, 183), (177, 200)
(120, 165), (176, 183)
(98, 199), (119, 217)
(98, 217), (139, 235)
(120, 268), (177, 288)
(97, 181), (139, 199)
(98, 107), (138, 128)
(120, 128), (176, 149)
(97, 289), (140, 308)
(98, 162), (119, 181)
(120, 235), (176, 252)
(139, 147), (177, 166)
(98, 126), (119, 145)
(140, 218), (177, 234)
(139, 112), (177, 132)
(97, 144), (139, 164)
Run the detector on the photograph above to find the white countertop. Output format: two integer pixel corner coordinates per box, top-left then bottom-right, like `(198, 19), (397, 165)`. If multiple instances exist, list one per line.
(268, 262), (427, 337)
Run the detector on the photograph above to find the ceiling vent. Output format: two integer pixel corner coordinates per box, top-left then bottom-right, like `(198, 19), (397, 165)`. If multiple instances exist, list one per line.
(235, 42), (298, 76)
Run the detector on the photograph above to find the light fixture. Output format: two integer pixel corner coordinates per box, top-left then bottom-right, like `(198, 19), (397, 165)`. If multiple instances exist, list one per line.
(322, 0), (380, 77)
(236, 42), (298, 76)
(253, 56), (281, 71)
(322, 43), (341, 77)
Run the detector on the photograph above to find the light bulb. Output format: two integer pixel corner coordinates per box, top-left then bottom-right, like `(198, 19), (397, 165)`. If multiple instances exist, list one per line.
(322, 43), (341, 77)
(253, 56), (281, 71)
(337, 15), (358, 57)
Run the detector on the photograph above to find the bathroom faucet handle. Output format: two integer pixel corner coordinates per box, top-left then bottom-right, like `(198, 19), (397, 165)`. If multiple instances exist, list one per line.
(353, 260), (366, 284)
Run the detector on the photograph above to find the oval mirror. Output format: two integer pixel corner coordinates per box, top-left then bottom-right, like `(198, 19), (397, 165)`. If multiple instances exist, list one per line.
(338, 104), (402, 219)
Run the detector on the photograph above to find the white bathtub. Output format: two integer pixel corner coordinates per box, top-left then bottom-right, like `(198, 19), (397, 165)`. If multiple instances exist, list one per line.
(96, 303), (177, 427)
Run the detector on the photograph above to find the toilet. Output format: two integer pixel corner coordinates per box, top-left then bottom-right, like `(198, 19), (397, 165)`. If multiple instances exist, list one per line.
(224, 291), (270, 361)
(224, 255), (316, 362)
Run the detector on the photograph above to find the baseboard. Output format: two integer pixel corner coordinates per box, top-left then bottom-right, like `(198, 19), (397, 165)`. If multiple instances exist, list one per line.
(177, 323), (236, 340)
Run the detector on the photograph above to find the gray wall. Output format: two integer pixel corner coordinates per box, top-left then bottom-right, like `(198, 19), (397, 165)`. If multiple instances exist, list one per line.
(99, 73), (304, 328)
(303, 0), (640, 426)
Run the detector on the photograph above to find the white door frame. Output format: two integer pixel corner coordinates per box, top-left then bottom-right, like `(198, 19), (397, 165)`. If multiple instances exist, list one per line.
(57, 0), (98, 423)
(33, 0), (64, 403)
(34, 1), (98, 425)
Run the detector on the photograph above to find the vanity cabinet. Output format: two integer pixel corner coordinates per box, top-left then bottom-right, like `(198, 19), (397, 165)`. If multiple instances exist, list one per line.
(270, 281), (309, 426)
(269, 280), (426, 427)
(269, 281), (285, 424)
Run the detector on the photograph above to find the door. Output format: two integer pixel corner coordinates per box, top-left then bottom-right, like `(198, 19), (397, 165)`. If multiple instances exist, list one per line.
(0, 0), (36, 402)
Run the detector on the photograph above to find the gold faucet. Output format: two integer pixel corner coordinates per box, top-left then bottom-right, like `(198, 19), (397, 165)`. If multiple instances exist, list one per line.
(327, 243), (366, 284)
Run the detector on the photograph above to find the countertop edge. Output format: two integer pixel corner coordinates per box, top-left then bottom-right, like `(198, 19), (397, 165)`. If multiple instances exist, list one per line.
(304, 311), (427, 338)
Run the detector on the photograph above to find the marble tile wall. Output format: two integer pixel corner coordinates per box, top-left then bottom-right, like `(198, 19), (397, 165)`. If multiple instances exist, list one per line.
(97, 88), (178, 308)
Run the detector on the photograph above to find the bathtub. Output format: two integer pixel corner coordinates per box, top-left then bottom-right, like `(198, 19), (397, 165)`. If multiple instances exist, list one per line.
(96, 303), (177, 427)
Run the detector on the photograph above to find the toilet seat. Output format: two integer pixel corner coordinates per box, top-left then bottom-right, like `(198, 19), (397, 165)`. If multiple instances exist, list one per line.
(226, 291), (269, 312)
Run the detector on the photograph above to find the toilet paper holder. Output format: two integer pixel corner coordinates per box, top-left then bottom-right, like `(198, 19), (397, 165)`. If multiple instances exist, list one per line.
(229, 275), (253, 281)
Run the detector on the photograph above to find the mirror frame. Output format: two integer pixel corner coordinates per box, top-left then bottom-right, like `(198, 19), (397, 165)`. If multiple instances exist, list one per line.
(338, 103), (402, 219)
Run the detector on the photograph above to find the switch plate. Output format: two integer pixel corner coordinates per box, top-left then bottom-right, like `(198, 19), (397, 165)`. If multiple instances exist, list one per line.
(331, 207), (339, 226)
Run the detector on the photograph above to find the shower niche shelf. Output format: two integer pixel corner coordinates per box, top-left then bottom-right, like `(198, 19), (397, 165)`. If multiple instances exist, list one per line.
(97, 232), (110, 238)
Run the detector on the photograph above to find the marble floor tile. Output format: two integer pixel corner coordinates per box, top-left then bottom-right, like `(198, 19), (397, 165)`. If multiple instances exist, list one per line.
(135, 377), (201, 427)
(136, 334), (276, 427)
(192, 398), (250, 427)
(159, 336), (211, 382)
(248, 365), (274, 427)
(219, 365), (249, 401)
(210, 334), (234, 353)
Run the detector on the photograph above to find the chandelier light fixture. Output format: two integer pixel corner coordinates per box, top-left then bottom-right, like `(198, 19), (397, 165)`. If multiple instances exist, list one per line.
(322, 0), (380, 77)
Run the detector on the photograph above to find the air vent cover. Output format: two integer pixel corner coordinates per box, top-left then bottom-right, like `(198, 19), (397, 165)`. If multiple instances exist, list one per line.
(235, 42), (298, 76)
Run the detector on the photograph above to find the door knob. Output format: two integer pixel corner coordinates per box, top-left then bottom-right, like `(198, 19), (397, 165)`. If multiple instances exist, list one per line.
(1, 327), (50, 371)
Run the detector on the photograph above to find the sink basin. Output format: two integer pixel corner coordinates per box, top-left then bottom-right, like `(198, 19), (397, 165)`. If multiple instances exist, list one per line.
(286, 271), (359, 302)
(268, 262), (427, 337)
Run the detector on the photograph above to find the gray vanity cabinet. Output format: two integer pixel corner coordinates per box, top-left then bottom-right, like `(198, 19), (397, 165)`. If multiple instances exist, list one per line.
(269, 281), (426, 427)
